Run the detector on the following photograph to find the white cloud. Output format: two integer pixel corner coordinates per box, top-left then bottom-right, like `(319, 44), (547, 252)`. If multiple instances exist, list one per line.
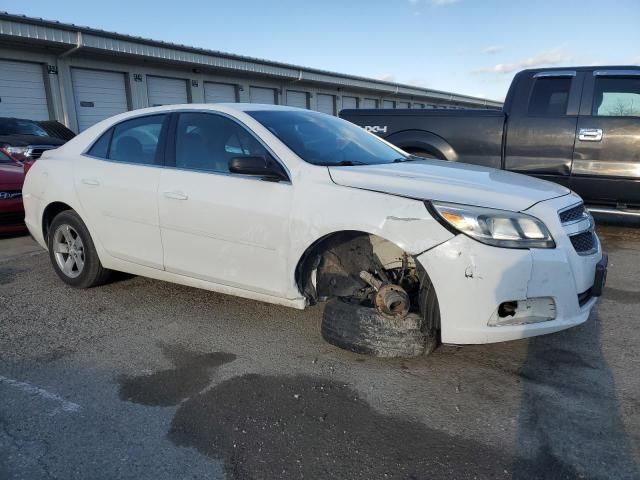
(408, 0), (420, 4)
(474, 47), (572, 74)
(430, 0), (460, 5)
(378, 73), (397, 82)
(483, 46), (503, 55)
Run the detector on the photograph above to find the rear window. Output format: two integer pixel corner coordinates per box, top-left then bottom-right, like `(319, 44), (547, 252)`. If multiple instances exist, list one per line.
(528, 77), (571, 115)
(0, 118), (49, 137)
(592, 76), (640, 117)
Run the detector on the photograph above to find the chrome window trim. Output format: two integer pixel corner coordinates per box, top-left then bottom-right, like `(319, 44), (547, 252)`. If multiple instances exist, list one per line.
(593, 69), (640, 77)
(533, 70), (576, 78)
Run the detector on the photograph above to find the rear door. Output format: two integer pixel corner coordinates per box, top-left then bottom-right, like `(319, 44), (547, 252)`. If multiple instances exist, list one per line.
(75, 114), (168, 269)
(571, 69), (640, 208)
(504, 70), (584, 187)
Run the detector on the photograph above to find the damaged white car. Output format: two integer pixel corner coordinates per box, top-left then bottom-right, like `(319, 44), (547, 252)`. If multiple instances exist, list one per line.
(23, 104), (607, 357)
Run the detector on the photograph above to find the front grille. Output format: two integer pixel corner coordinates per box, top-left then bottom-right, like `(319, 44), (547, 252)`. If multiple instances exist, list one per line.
(570, 230), (596, 254)
(559, 203), (587, 223)
(0, 211), (25, 226)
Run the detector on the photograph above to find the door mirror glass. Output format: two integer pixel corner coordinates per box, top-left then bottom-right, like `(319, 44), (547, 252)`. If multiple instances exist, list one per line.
(228, 156), (286, 181)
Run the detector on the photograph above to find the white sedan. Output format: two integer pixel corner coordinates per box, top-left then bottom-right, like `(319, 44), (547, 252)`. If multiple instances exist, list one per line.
(22, 104), (607, 355)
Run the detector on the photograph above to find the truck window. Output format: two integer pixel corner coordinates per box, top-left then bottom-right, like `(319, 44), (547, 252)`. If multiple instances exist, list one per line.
(592, 77), (640, 117)
(528, 77), (571, 115)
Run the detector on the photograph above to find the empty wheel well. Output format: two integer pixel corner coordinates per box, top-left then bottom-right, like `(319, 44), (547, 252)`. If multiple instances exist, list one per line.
(42, 202), (73, 241)
(295, 231), (416, 305)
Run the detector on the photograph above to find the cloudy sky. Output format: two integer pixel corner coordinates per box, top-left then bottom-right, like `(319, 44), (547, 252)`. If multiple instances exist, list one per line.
(8, 0), (640, 101)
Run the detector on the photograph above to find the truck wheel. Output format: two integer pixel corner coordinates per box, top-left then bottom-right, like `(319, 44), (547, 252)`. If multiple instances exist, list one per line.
(47, 210), (112, 288)
(321, 299), (426, 358)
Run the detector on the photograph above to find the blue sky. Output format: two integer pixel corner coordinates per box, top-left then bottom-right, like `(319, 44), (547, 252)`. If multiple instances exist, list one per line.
(5, 0), (639, 101)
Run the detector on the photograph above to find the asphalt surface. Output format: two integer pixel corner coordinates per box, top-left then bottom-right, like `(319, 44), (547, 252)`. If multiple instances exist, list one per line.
(0, 226), (638, 479)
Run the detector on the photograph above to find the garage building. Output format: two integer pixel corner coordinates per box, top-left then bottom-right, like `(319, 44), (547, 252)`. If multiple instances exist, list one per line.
(0, 12), (502, 133)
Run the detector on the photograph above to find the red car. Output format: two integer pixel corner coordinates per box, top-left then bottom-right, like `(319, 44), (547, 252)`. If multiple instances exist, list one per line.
(0, 150), (27, 235)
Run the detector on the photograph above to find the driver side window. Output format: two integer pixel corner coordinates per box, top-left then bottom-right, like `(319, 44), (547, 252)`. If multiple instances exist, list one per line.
(175, 113), (271, 173)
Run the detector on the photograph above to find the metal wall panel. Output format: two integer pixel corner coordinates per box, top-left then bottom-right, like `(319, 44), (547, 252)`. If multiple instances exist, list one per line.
(0, 59), (49, 120)
(316, 94), (335, 115)
(204, 82), (237, 103)
(147, 76), (188, 107)
(286, 90), (308, 109)
(250, 86), (276, 104)
(72, 68), (128, 131)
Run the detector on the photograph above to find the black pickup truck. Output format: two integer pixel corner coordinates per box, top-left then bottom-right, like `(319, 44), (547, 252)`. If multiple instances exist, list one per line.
(340, 66), (640, 220)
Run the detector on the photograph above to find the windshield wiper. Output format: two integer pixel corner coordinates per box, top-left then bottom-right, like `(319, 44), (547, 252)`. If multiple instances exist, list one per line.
(333, 160), (368, 166)
(392, 156), (420, 163)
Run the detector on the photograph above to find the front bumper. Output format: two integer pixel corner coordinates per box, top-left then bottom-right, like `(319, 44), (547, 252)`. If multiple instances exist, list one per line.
(416, 231), (603, 345)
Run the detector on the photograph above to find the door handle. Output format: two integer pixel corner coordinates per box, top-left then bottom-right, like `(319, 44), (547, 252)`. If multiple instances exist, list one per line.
(81, 178), (100, 186)
(578, 128), (603, 142)
(163, 191), (189, 200)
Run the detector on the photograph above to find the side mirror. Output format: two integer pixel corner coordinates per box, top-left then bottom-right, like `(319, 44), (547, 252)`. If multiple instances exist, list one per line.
(228, 156), (287, 181)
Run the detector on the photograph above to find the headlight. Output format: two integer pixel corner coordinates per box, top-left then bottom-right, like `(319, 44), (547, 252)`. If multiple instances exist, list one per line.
(428, 201), (555, 249)
(4, 146), (30, 162)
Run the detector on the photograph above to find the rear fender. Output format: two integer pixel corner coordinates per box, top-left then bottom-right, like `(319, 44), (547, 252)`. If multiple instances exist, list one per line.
(384, 130), (458, 161)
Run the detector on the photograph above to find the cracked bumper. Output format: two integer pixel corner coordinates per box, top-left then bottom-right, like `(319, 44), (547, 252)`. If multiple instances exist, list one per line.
(416, 234), (602, 345)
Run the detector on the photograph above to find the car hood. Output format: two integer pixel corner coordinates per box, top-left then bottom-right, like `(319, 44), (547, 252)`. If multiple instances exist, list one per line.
(328, 159), (570, 212)
(0, 162), (25, 189)
(0, 134), (65, 147)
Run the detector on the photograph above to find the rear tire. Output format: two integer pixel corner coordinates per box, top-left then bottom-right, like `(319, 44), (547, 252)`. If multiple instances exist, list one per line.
(321, 299), (426, 358)
(47, 210), (112, 288)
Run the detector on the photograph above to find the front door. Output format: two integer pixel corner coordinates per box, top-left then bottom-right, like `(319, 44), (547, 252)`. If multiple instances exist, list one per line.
(572, 70), (640, 207)
(504, 71), (583, 187)
(158, 112), (293, 297)
(74, 114), (168, 269)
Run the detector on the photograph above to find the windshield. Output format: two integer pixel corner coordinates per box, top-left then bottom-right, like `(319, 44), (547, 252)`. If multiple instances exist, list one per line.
(0, 118), (49, 137)
(247, 110), (408, 166)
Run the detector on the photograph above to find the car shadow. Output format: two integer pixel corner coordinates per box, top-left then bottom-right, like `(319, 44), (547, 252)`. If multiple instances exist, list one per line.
(512, 309), (639, 479)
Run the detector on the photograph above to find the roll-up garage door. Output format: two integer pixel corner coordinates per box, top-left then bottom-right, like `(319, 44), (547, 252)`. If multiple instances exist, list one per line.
(316, 94), (335, 115)
(72, 68), (128, 132)
(382, 100), (395, 109)
(147, 76), (188, 107)
(286, 90), (308, 109)
(397, 101), (410, 109)
(204, 82), (237, 103)
(0, 59), (49, 120)
(342, 96), (358, 110)
(412, 103), (425, 109)
(363, 98), (378, 108)
(250, 87), (277, 104)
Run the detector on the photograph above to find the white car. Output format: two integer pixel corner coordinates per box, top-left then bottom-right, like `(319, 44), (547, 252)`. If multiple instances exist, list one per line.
(22, 104), (607, 354)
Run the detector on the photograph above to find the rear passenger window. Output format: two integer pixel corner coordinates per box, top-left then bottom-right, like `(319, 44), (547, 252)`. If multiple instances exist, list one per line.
(87, 128), (112, 159)
(175, 112), (271, 173)
(109, 115), (165, 165)
(592, 77), (640, 117)
(528, 77), (571, 115)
